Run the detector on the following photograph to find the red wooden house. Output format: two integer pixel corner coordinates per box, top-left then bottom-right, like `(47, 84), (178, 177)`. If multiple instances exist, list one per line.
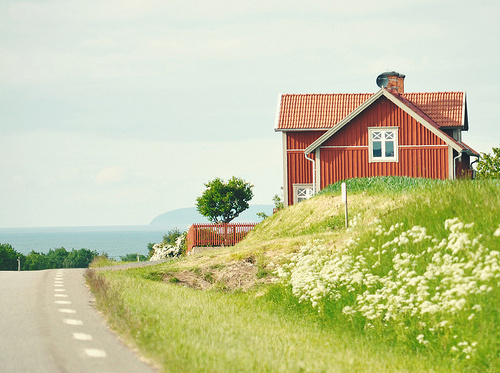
(275, 72), (479, 206)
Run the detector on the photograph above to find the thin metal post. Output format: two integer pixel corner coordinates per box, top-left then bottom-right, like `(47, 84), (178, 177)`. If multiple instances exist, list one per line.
(341, 182), (348, 228)
(18, 256), (20, 271)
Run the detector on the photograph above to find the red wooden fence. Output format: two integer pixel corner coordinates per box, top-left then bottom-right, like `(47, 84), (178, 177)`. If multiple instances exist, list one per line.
(186, 223), (257, 253)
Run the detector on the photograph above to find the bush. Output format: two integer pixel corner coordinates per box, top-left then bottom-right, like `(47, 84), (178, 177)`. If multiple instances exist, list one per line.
(63, 248), (99, 268)
(24, 250), (50, 270)
(120, 253), (148, 262)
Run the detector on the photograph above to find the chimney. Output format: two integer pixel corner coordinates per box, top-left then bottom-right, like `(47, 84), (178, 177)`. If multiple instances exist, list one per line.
(384, 71), (405, 93)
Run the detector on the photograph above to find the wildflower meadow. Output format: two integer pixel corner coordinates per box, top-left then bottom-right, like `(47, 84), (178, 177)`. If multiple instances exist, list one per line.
(275, 179), (500, 371)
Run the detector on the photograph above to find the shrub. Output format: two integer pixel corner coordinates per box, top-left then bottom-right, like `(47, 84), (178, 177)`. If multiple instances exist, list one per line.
(150, 232), (187, 260)
(476, 147), (500, 179)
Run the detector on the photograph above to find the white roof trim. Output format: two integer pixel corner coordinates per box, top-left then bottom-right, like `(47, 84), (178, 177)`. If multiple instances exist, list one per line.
(305, 89), (464, 154)
(304, 89), (385, 154)
(382, 90), (462, 153)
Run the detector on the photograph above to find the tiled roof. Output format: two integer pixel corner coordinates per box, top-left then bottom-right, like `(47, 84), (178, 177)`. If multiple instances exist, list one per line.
(403, 92), (464, 128)
(276, 91), (465, 130)
(276, 94), (372, 130)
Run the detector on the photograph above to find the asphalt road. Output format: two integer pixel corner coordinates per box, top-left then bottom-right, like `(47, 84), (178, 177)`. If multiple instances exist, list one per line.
(0, 268), (155, 373)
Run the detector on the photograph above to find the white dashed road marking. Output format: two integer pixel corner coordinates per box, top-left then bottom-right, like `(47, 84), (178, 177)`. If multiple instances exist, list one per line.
(55, 300), (71, 304)
(54, 272), (109, 364)
(63, 319), (83, 325)
(58, 308), (75, 313)
(73, 333), (93, 341)
(84, 349), (107, 358)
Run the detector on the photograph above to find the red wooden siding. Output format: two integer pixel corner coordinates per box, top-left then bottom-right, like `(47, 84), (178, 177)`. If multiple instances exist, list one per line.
(317, 97), (450, 187)
(322, 97), (446, 147)
(186, 223), (257, 253)
(456, 153), (472, 179)
(287, 131), (325, 149)
(320, 147), (448, 188)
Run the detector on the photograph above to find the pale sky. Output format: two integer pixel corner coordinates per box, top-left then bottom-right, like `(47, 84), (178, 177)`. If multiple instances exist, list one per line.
(1, 0), (499, 228)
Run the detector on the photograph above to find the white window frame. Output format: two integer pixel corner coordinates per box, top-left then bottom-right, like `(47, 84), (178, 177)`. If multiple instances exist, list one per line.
(368, 127), (399, 163)
(293, 184), (314, 204)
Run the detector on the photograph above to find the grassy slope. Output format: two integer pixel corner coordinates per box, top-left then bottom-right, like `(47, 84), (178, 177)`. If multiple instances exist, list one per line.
(87, 177), (500, 373)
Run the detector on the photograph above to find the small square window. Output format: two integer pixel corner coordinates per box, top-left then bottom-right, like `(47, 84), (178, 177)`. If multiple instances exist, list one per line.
(293, 184), (314, 204)
(368, 127), (398, 162)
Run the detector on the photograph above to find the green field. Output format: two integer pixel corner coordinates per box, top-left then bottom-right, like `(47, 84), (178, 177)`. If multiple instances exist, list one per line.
(87, 177), (500, 372)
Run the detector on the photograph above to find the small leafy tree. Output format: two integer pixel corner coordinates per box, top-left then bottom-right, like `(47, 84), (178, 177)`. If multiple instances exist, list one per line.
(196, 177), (254, 223)
(476, 147), (500, 179)
(256, 193), (285, 220)
(0, 243), (23, 270)
(272, 193), (284, 210)
(163, 228), (184, 245)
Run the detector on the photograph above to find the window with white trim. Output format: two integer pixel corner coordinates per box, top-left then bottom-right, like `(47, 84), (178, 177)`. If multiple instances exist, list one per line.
(293, 184), (314, 204)
(368, 127), (398, 162)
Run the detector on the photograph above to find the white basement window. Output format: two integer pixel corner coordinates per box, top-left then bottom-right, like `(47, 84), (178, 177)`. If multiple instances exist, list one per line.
(293, 184), (314, 204)
(368, 127), (399, 162)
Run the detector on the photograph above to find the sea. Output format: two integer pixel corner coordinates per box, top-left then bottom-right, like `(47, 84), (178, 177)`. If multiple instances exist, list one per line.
(0, 226), (169, 259)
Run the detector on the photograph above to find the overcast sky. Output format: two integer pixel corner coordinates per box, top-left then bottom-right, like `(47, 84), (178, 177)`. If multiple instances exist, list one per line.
(1, 0), (499, 228)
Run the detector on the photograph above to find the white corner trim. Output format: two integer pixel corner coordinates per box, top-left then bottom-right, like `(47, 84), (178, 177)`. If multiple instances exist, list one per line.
(274, 93), (283, 131)
(448, 146), (454, 180)
(282, 132), (289, 207)
(315, 148), (321, 192)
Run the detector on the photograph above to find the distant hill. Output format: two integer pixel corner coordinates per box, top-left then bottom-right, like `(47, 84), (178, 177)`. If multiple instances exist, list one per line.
(149, 205), (273, 230)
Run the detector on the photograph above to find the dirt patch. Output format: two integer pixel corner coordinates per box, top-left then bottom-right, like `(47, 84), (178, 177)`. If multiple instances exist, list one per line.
(163, 259), (274, 292)
(164, 270), (212, 290)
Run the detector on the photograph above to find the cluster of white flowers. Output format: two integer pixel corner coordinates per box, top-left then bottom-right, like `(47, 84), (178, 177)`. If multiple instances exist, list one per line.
(276, 218), (500, 357)
(150, 233), (186, 260)
(494, 224), (500, 237)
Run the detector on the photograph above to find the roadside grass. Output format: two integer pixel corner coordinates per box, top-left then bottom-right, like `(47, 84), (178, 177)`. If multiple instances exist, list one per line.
(87, 177), (500, 372)
(86, 267), (445, 372)
(89, 255), (123, 268)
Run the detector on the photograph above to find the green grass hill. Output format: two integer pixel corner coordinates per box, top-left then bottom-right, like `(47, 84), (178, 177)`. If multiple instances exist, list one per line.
(88, 177), (500, 373)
